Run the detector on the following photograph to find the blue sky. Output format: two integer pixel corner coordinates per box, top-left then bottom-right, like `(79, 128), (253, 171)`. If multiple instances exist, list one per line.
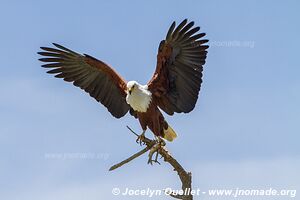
(0, 0), (299, 199)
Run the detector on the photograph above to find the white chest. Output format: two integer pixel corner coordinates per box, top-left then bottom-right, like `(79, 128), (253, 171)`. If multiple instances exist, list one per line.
(126, 88), (152, 112)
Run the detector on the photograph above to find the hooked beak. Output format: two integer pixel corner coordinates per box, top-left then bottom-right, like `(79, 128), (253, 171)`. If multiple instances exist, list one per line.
(128, 88), (132, 95)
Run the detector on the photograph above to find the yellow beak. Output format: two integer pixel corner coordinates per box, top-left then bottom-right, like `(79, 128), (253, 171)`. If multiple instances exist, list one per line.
(128, 88), (132, 94)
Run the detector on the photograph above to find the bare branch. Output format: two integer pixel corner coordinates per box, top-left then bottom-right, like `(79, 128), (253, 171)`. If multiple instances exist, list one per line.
(109, 146), (149, 171)
(109, 126), (193, 200)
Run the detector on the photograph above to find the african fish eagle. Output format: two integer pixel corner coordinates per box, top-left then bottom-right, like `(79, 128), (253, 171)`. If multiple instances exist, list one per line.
(38, 19), (209, 142)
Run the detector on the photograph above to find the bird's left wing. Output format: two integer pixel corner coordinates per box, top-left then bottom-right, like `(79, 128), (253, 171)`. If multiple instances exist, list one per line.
(147, 19), (209, 115)
(38, 43), (130, 118)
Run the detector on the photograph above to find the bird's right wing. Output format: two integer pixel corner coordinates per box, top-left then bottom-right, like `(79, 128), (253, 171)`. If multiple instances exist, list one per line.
(38, 43), (130, 118)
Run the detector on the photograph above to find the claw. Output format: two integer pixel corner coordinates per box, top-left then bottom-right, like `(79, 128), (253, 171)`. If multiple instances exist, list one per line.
(136, 130), (146, 146)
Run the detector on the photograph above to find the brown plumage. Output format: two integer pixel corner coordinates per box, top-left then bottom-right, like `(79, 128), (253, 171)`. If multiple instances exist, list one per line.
(38, 19), (209, 141)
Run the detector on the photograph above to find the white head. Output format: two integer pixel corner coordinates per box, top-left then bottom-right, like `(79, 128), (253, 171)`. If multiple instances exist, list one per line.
(126, 81), (139, 95)
(126, 80), (152, 112)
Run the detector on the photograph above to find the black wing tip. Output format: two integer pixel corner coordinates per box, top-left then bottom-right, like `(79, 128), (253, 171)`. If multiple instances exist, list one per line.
(188, 21), (195, 27)
(39, 44), (58, 52)
(38, 58), (46, 62)
(194, 26), (200, 32)
(52, 43), (64, 49)
(202, 39), (209, 43)
(39, 46), (50, 51)
(180, 19), (194, 27)
(52, 43), (68, 50)
(199, 32), (206, 37)
(38, 43), (59, 50)
(38, 46), (50, 54)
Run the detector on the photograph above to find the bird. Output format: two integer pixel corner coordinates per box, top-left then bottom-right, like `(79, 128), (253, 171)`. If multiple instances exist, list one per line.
(38, 19), (209, 143)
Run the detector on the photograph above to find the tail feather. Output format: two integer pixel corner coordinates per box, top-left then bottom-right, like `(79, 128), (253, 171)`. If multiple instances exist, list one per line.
(163, 125), (177, 142)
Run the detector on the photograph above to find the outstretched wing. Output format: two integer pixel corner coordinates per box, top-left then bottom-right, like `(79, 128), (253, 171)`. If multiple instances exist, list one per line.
(148, 19), (209, 115)
(38, 43), (130, 118)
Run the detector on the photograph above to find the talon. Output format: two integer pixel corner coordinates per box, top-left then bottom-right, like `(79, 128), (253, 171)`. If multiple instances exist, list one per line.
(136, 130), (146, 146)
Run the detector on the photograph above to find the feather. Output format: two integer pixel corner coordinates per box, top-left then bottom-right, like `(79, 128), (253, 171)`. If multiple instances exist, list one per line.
(148, 19), (208, 114)
(166, 21), (176, 41)
(171, 19), (188, 41)
(38, 43), (130, 118)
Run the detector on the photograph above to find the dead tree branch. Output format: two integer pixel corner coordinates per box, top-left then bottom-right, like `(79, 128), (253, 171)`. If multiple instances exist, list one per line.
(109, 126), (193, 200)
